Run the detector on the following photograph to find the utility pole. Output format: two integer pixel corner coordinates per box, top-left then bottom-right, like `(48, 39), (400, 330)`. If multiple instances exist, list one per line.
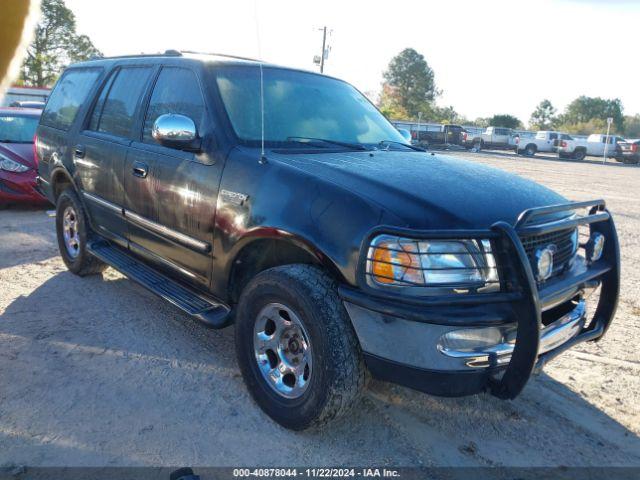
(603, 117), (613, 164)
(319, 26), (327, 73)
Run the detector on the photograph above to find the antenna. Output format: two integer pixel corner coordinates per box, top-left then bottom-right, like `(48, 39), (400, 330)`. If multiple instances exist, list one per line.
(253, 0), (266, 163)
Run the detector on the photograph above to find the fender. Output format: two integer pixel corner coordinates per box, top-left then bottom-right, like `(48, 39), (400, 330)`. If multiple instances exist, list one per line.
(222, 226), (346, 301)
(48, 164), (78, 200)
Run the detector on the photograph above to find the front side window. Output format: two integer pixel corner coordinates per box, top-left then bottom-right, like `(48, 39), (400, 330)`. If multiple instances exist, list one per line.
(41, 68), (102, 131)
(143, 67), (205, 143)
(214, 66), (404, 147)
(90, 66), (153, 138)
(0, 115), (39, 143)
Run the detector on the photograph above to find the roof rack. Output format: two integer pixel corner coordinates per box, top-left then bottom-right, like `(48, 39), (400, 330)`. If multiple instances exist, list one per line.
(88, 50), (183, 61)
(179, 50), (262, 62)
(88, 50), (262, 63)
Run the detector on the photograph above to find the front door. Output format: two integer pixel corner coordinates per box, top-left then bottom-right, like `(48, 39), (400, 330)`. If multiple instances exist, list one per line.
(124, 66), (221, 290)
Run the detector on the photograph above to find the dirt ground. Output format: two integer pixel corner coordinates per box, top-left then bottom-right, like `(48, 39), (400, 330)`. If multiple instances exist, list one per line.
(1, 151), (639, 468)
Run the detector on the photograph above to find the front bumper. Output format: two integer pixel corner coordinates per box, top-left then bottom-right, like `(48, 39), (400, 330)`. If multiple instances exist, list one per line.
(340, 200), (620, 399)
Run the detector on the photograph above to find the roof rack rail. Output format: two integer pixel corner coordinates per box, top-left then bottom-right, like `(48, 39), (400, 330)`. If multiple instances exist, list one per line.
(180, 50), (262, 62)
(87, 51), (183, 61)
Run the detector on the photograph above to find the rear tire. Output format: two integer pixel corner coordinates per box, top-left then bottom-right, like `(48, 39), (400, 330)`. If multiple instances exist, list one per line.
(573, 149), (586, 161)
(55, 188), (106, 276)
(524, 144), (537, 157)
(234, 264), (366, 430)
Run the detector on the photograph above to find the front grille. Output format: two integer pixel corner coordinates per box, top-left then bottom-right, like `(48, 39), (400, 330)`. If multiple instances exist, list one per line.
(520, 227), (577, 280)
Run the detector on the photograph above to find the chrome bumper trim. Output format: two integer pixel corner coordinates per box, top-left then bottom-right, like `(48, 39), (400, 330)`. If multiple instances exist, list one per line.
(440, 300), (586, 368)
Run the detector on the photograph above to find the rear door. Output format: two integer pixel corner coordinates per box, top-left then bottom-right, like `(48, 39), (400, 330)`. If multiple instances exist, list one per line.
(36, 67), (103, 200)
(75, 65), (154, 246)
(124, 66), (221, 290)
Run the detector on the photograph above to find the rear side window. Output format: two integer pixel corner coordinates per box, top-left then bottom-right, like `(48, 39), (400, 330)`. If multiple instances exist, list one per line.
(41, 68), (102, 130)
(143, 67), (205, 143)
(89, 66), (153, 138)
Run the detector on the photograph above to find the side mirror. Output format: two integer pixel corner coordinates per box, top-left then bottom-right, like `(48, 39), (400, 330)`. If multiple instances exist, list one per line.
(397, 128), (412, 143)
(152, 113), (200, 151)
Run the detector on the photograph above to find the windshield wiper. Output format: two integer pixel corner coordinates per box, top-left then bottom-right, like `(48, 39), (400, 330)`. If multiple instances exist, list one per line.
(378, 140), (425, 152)
(286, 137), (369, 151)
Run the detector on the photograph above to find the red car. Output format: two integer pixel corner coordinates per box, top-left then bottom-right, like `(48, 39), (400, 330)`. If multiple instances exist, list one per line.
(0, 107), (49, 206)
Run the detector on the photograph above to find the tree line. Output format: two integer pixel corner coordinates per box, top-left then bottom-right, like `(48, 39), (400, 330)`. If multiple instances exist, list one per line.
(378, 48), (638, 137)
(18, 0), (102, 87)
(16, 6), (639, 139)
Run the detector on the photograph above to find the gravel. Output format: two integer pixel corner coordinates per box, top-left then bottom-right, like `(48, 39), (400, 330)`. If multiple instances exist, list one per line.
(0, 151), (639, 467)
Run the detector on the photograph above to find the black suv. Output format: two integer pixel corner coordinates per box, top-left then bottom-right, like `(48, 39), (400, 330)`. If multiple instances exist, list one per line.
(36, 52), (620, 430)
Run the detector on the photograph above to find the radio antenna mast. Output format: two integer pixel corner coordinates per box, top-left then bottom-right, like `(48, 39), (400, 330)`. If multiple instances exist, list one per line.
(253, 0), (266, 163)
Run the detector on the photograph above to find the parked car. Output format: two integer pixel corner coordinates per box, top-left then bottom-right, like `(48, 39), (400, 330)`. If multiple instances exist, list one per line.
(557, 133), (625, 161)
(464, 126), (518, 151)
(37, 52), (620, 430)
(0, 107), (48, 206)
(0, 85), (50, 107)
(515, 131), (570, 157)
(551, 133), (575, 152)
(9, 100), (46, 109)
(392, 122), (465, 148)
(615, 139), (640, 164)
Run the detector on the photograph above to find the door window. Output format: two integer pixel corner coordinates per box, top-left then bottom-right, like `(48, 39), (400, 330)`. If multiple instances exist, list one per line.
(41, 68), (102, 131)
(90, 67), (153, 138)
(143, 67), (205, 143)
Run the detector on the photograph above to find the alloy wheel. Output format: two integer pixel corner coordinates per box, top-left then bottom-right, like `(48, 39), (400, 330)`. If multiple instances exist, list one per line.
(253, 302), (312, 399)
(62, 205), (80, 258)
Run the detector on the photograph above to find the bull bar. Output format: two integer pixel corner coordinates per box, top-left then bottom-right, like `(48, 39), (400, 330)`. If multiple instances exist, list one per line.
(345, 199), (620, 400)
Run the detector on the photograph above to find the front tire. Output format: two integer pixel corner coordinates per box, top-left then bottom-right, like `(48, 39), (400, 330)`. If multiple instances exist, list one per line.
(234, 264), (366, 430)
(55, 188), (106, 276)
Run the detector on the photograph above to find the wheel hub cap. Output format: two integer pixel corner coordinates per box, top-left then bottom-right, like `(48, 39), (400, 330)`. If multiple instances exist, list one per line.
(253, 303), (312, 399)
(62, 206), (80, 258)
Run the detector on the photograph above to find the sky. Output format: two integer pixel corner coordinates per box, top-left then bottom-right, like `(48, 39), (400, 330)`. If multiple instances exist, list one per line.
(65, 0), (640, 124)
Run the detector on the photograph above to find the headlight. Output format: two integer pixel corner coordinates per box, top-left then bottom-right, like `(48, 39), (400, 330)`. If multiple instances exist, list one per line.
(0, 154), (30, 173)
(366, 234), (499, 291)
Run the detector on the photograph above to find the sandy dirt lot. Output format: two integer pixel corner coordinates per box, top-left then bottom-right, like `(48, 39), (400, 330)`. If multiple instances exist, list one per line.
(1, 151), (639, 468)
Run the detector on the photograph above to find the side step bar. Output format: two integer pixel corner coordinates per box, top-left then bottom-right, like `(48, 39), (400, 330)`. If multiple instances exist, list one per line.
(88, 241), (231, 328)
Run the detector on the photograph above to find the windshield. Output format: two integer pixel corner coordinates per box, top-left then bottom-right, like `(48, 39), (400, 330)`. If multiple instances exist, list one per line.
(214, 66), (405, 148)
(0, 115), (39, 143)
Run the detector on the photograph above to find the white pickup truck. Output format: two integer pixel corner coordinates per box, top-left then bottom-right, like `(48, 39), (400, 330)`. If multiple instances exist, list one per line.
(557, 133), (626, 161)
(463, 126), (518, 151)
(515, 131), (572, 156)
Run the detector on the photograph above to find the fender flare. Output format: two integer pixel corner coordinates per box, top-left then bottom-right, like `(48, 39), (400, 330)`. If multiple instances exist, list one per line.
(224, 227), (346, 297)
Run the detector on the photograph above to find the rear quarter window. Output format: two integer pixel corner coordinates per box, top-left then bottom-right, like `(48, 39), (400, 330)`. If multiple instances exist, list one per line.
(41, 67), (102, 131)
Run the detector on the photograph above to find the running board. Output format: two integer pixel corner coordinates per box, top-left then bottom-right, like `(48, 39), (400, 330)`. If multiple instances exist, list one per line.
(88, 241), (231, 328)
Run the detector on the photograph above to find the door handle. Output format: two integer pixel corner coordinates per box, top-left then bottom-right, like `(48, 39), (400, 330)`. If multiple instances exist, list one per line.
(74, 145), (85, 159)
(132, 161), (148, 178)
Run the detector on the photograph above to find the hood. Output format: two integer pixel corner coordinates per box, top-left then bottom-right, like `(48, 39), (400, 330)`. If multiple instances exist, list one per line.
(272, 150), (567, 230)
(0, 143), (35, 169)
